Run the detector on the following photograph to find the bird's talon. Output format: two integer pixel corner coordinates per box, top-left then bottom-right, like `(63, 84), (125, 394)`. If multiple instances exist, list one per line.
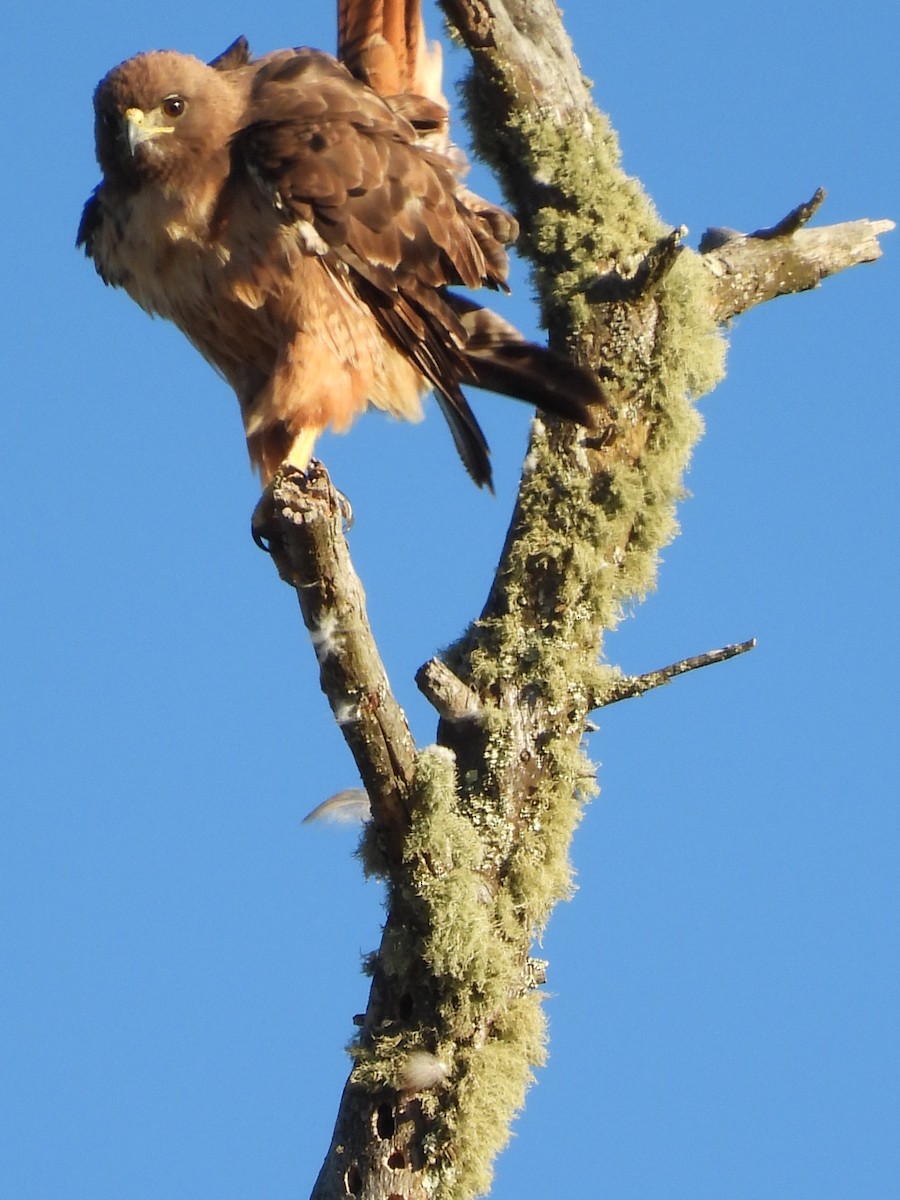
(280, 461), (309, 483)
(251, 490), (279, 553)
(336, 488), (354, 529)
(251, 523), (272, 553)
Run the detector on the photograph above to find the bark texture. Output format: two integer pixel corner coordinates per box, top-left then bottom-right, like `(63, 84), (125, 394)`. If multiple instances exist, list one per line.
(254, 3), (893, 1197)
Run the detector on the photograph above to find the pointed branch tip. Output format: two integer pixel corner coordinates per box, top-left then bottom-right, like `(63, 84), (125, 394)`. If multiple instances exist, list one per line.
(597, 638), (757, 708)
(751, 187), (827, 240)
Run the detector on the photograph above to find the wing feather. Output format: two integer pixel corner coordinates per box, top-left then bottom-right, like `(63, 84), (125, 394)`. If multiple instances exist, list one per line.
(209, 36), (251, 72)
(226, 50), (509, 477)
(232, 54), (500, 288)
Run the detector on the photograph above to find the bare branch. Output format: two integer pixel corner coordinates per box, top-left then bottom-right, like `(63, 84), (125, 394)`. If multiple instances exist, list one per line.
(597, 639), (757, 708)
(251, 5), (890, 1197)
(255, 463), (417, 860)
(700, 196), (894, 321)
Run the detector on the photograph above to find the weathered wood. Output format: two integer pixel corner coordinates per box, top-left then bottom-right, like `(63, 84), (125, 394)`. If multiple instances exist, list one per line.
(256, 463), (416, 861)
(701, 206), (894, 321)
(596, 639), (758, 708)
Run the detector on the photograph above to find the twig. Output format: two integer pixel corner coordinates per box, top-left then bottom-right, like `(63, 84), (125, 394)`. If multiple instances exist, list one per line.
(632, 224), (688, 293)
(577, 225), (687, 304)
(597, 639), (757, 708)
(750, 187), (827, 240)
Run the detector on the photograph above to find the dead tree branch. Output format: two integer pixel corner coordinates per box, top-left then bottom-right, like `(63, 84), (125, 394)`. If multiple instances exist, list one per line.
(254, 3), (891, 1197)
(256, 463), (416, 861)
(596, 639), (758, 708)
(700, 194), (894, 321)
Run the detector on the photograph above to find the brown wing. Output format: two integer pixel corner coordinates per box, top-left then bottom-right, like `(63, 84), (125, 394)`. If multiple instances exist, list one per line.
(209, 36), (251, 72)
(233, 53), (500, 291)
(229, 49), (508, 484)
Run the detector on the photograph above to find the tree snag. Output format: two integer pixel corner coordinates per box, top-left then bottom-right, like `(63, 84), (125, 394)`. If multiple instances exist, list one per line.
(255, 2), (893, 1196)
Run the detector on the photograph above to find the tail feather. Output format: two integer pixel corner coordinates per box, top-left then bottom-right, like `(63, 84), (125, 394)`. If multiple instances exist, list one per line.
(337, 0), (443, 106)
(431, 298), (603, 490)
(452, 297), (605, 429)
(432, 386), (493, 491)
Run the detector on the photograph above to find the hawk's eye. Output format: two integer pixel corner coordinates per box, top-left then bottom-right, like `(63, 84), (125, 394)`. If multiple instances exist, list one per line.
(161, 95), (187, 119)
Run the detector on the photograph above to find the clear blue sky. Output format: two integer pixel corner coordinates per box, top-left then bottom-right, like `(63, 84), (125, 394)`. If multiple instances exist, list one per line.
(3, 2), (897, 1197)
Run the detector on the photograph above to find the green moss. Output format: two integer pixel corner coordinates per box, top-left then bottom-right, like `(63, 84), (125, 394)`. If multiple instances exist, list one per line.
(347, 747), (558, 1196)
(425, 82), (726, 1198)
(402, 748), (523, 1027)
(431, 995), (548, 1199)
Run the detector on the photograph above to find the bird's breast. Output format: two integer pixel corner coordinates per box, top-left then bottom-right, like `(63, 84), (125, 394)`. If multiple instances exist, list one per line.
(93, 179), (430, 436)
(98, 184), (222, 313)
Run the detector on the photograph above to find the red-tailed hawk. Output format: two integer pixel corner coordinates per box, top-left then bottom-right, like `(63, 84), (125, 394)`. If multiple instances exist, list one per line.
(78, 9), (602, 489)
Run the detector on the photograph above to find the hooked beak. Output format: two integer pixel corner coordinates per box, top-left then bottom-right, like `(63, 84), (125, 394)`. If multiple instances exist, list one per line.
(123, 107), (175, 155)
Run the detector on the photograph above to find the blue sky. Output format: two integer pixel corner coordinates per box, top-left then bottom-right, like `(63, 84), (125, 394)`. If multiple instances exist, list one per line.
(2, 2), (897, 1197)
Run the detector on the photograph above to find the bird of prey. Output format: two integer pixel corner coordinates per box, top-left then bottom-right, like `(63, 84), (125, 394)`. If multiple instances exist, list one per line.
(78, 3), (603, 489)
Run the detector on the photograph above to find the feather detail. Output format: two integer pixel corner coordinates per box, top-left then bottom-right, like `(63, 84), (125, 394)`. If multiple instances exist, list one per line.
(303, 788), (372, 824)
(338, 0), (444, 109)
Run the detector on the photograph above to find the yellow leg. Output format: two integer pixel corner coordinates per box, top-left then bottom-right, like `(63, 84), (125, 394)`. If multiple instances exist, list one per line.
(251, 424), (331, 551)
(285, 425), (323, 473)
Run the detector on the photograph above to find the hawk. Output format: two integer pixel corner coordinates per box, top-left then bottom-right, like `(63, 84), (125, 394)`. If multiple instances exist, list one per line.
(78, 4), (603, 489)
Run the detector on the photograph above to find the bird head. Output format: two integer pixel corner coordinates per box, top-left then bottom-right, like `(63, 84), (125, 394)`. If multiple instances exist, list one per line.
(93, 51), (242, 186)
